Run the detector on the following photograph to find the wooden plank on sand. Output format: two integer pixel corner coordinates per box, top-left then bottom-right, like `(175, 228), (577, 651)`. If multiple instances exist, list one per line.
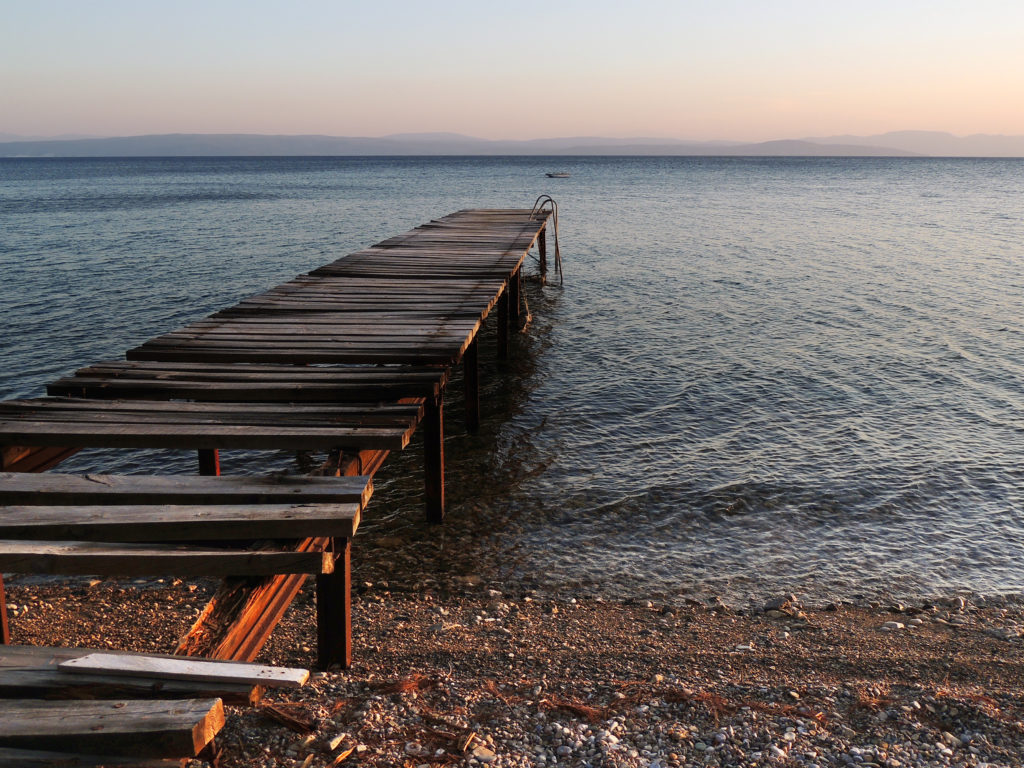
(0, 747), (181, 767)
(0, 697), (224, 757)
(59, 652), (308, 688)
(0, 666), (260, 705)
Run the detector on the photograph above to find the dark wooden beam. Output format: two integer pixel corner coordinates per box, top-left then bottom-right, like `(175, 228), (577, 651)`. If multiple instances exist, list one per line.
(316, 538), (352, 669)
(197, 449), (220, 476)
(0, 577), (8, 645)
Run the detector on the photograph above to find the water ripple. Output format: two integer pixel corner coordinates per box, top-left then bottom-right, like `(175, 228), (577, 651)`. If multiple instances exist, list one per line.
(5, 156), (1024, 605)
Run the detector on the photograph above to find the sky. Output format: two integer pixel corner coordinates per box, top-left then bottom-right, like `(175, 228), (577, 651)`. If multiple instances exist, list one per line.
(3, 0), (1024, 142)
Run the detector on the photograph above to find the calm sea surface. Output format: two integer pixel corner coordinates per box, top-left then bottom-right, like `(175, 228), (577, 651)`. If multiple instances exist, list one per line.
(3, 156), (1024, 605)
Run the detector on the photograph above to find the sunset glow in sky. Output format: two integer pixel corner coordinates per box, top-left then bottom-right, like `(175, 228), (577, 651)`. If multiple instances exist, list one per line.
(4, 0), (1024, 141)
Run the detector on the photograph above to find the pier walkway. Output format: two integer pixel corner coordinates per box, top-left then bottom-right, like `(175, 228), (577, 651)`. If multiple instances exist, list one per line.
(0, 206), (552, 687)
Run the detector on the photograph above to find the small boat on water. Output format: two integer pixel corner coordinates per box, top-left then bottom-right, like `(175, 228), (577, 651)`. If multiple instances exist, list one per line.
(545, 171), (570, 178)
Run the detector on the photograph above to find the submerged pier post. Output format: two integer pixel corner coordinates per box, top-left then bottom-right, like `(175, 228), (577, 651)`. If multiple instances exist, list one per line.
(423, 396), (445, 523)
(497, 291), (510, 360)
(510, 267), (522, 332)
(538, 228), (548, 285)
(464, 337), (480, 433)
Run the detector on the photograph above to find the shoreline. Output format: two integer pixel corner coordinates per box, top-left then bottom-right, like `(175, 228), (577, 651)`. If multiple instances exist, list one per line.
(7, 577), (1024, 767)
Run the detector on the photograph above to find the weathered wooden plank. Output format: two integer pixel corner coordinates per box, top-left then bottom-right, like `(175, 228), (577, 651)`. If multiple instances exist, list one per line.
(0, 406), (419, 427)
(0, 747), (182, 767)
(59, 360), (449, 379)
(320, 256), (523, 265)
(148, 331), (471, 345)
(52, 378), (439, 402)
(0, 666), (260, 705)
(219, 302), (490, 314)
(125, 348), (463, 365)
(59, 653), (308, 688)
(0, 698), (225, 757)
(0, 502), (360, 541)
(0, 473), (372, 508)
(126, 344), (466, 365)
(159, 323), (473, 337)
(0, 398), (422, 417)
(0, 422), (412, 450)
(0, 540), (333, 577)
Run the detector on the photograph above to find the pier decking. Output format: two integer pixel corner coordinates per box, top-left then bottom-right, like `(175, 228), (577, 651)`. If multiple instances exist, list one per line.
(0, 206), (552, 685)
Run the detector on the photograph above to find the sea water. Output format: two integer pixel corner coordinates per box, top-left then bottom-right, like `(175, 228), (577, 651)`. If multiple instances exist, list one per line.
(3, 155), (1024, 605)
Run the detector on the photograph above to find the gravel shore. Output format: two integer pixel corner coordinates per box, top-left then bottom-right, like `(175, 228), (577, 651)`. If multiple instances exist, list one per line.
(8, 575), (1024, 768)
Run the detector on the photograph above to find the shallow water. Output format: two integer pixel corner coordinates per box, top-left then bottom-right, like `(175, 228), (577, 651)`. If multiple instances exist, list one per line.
(3, 156), (1024, 605)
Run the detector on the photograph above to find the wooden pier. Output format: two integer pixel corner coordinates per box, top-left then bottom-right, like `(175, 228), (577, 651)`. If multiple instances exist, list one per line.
(0, 207), (552, 689)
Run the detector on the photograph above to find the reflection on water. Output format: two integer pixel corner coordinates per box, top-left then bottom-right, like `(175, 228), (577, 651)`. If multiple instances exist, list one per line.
(5, 156), (1024, 605)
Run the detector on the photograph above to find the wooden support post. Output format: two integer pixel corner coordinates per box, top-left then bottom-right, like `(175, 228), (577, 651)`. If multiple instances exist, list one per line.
(198, 449), (220, 476)
(316, 538), (352, 669)
(464, 337), (480, 433)
(0, 575), (9, 644)
(510, 267), (522, 331)
(423, 396), (445, 523)
(538, 227), (548, 285)
(496, 290), (509, 360)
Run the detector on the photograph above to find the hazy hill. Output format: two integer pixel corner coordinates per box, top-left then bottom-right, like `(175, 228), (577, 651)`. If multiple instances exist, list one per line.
(806, 130), (1024, 157)
(0, 131), (1019, 157)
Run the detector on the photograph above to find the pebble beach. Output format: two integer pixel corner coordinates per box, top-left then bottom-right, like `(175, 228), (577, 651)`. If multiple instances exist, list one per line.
(8, 566), (1024, 768)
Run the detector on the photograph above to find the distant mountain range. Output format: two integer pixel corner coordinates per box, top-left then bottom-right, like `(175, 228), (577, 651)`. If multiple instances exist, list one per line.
(2, 130), (1024, 157)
